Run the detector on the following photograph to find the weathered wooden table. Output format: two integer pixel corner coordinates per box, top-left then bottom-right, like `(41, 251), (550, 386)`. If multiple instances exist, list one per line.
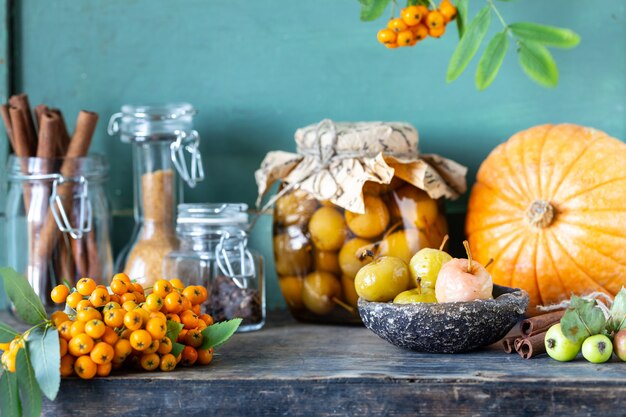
(4, 312), (625, 416)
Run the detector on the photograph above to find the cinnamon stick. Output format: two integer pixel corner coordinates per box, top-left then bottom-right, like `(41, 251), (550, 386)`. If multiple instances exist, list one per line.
(520, 311), (565, 338)
(49, 108), (70, 156)
(9, 106), (34, 157)
(37, 112), (59, 159)
(9, 94), (37, 155)
(34, 104), (49, 129)
(501, 336), (518, 354)
(517, 331), (547, 360)
(1, 104), (14, 148)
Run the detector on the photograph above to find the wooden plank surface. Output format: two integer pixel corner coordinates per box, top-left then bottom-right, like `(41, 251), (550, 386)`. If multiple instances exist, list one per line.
(3, 311), (624, 416)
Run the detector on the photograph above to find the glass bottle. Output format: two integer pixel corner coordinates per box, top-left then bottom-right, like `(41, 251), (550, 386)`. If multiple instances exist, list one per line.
(4, 154), (113, 310)
(163, 203), (265, 332)
(107, 103), (204, 286)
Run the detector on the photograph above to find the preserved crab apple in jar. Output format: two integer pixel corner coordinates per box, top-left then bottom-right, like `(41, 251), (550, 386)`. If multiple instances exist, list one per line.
(256, 120), (467, 324)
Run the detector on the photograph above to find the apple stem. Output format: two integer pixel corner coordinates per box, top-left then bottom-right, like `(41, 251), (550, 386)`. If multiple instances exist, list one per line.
(484, 258), (494, 269)
(439, 235), (449, 251)
(463, 240), (473, 273)
(333, 297), (355, 314)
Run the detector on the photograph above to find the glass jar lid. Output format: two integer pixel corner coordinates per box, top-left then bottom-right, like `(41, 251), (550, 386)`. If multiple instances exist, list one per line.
(177, 203), (249, 226)
(107, 103), (197, 143)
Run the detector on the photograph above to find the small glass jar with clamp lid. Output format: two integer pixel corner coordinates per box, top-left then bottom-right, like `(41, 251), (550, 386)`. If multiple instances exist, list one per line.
(163, 203), (265, 332)
(108, 103), (204, 286)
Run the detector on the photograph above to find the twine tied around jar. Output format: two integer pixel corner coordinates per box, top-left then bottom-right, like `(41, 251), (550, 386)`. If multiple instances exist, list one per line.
(255, 119), (467, 217)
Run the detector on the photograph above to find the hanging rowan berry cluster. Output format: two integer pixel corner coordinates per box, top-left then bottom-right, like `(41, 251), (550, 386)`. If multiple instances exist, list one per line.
(377, 0), (457, 48)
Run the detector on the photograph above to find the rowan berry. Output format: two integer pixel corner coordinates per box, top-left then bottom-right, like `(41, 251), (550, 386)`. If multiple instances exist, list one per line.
(191, 304), (202, 315)
(59, 338), (68, 356)
(96, 362), (112, 377)
(197, 348), (214, 366)
(196, 286), (208, 304)
(70, 320), (86, 338)
(439, 0), (457, 22)
(89, 288), (110, 308)
(77, 307), (102, 322)
(120, 292), (137, 304)
(152, 279), (172, 298)
(60, 354), (75, 377)
(51, 311), (70, 327)
(103, 301), (121, 312)
(74, 355), (97, 379)
(401, 6), (423, 26)
(130, 330), (152, 351)
(197, 320), (207, 331)
(113, 272), (132, 285)
(104, 309), (125, 328)
(429, 24), (446, 38)
(397, 30), (415, 46)
(76, 300), (93, 311)
(114, 339), (132, 362)
(145, 294), (164, 312)
(411, 24), (429, 41)
(185, 329), (204, 348)
(76, 278), (96, 296)
(181, 310), (199, 330)
(150, 311), (167, 322)
(101, 327), (119, 345)
(140, 353), (160, 371)
(386, 43), (399, 49)
(181, 345), (198, 366)
(183, 286), (202, 305)
(160, 353), (177, 372)
(110, 278), (129, 295)
(58, 320), (73, 341)
(85, 319), (106, 339)
(90, 342), (114, 365)
(377, 28), (397, 45)
(122, 300), (138, 312)
(133, 291), (146, 304)
(51, 285), (70, 304)
(158, 337), (173, 355)
(177, 329), (188, 342)
(199, 314), (214, 326)
(143, 339), (160, 354)
(164, 292), (184, 313)
(181, 295), (192, 312)
(388, 17), (408, 33)
(66, 292), (83, 309)
(146, 318), (167, 340)
(166, 313), (181, 323)
(69, 334), (95, 356)
(124, 310), (144, 331)
(426, 11), (445, 29)
(110, 294), (122, 305)
(169, 278), (185, 290)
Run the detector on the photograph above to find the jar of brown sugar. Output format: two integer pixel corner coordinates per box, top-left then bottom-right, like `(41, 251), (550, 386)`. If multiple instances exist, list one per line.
(107, 103), (204, 286)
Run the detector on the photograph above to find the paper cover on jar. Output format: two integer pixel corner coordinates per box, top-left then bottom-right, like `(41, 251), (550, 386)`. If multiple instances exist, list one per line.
(255, 120), (467, 214)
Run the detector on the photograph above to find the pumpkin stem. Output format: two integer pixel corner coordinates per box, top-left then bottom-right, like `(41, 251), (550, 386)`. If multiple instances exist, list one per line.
(439, 234), (449, 251)
(526, 200), (555, 228)
(463, 240), (472, 273)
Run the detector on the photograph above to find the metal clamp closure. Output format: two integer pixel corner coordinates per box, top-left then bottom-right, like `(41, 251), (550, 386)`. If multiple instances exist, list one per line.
(50, 175), (92, 239)
(215, 231), (255, 289)
(171, 130), (205, 188)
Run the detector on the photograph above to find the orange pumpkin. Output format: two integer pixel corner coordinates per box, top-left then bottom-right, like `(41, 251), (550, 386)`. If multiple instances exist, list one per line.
(466, 124), (626, 314)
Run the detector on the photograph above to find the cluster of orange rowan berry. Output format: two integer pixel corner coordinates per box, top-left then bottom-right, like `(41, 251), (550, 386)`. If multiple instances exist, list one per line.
(1, 274), (214, 379)
(377, 1), (457, 48)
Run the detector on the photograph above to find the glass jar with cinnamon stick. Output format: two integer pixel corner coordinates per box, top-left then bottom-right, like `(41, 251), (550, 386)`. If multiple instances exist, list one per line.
(108, 103), (204, 287)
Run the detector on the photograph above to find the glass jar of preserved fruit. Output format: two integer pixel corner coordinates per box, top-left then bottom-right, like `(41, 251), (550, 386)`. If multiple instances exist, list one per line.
(256, 120), (467, 324)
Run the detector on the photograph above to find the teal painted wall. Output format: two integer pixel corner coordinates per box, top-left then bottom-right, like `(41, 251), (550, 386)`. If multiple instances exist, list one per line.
(1, 0), (625, 310)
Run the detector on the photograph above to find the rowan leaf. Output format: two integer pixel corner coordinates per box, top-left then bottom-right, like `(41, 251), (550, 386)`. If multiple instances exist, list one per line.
(26, 326), (61, 401)
(0, 267), (47, 325)
(510, 22), (580, 49)
(476, 31), (509, 90)
(359, 0), (391, 21)
(517, 41), (559, 88)
(16, 349), (42, 417)
(200, 318), (242, 350)
(446, 6), (492, 82)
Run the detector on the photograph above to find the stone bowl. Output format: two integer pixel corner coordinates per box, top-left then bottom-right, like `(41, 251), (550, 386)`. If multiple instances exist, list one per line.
(358, 285), (529, 353)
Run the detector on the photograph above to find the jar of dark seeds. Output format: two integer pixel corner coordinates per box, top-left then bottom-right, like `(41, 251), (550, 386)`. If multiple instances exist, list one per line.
(163, 203), (265, 332)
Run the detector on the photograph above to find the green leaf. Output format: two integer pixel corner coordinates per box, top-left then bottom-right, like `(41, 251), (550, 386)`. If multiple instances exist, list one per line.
(610, 288), (626, 332)
(359, 0), (391, 21)
(16, 349), (42, 417)
(446, 6), (492, 82)
(517, 41), (559, 88)
(509, 22), (580, 49)
(171, 342), (185, 358)
(0, 369), (22, 417)
(0, 267), (47, 326)
(454, 0), (469, 39)
(200, 318), (242, 350)
(26, 326), (60, 401)
(475, 31), (509, 90)
(166, 320), (184, 343)
(561, 296), (606, 343)
(0, 322), (19, 343)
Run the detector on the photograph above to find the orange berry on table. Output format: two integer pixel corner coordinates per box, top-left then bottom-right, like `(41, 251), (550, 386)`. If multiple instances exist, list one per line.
(51, 285), (70, 304)
(101, 327), (119, 345)
(397, 30), (415, 46)
(135, 307), (150, 324)
(191, 304), (201, 315)
(90, 342), (115, 365)
(143, 339), (160, 354)
(96, 362), (112, 377)
(85, 319), (106, 339)
(160, 353), (177, 372)
(197, 320), (207, 331)
(60, 354), (75, 377)
(66, 291), (83, 309)
(153, 279), (173, 298)
(122, 300), (138, 312)
(439, 0), (457, 22)
(429, 24), (446, 38)
(133, 291), (146, 304)
(146, 318), (167, 340)
(140, 353), (160, 371)
(89, 287), (110, 308)
(113, 272), (132, 285)
(58, 320), (73, 341)
(76, 278), (97, 296)
(158, 337), (173, 355)
(181, 295), (192, 312)
(411, 24), (429, 41)
(181, 345), (198, 366)
(199, 314), (214, 326)
(178, 329), (188, 342)
(426, 10), (445, 29)
(51, 311), (70, 327)
(166, 313), (181, 323)
(145, 293), (164, 312)
(164, 292), (184, 313)
(110, 278), (128, 295)
(70, 320), (86, 338)
(59, 338), (68, 356)
(181, 310), (199, 330)
(69, 334), (95, 356)
(124, 310), (144, 331)
(130, 329), (152, 351)
(196, 285), (208, 303)
(132, 282), (144, 293)
(183, 286), (203, 305)
(387, 17), (408, 33)
(185, 329), (204, 348)
(120, 292), (137, 304)
(150, 311), (167, 322)
(169, 278), (185, 290)
(74, 355), (97, 379)
(197, 348), (214, 366)
(103, 301), (121, 312)
(76, 299), (93, 311)
(110, 294), (122, 305)
(104, 308), (125, 328)
(377, 29), (397, 45)
(114, 339), (132, 362)
(77, 307), (102, 322)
